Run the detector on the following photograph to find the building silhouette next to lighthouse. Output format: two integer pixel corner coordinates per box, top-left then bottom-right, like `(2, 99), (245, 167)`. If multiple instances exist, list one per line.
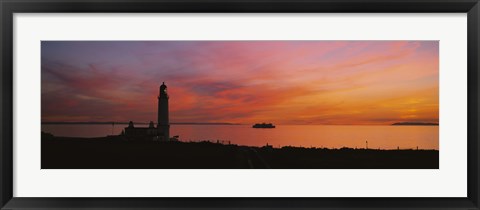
(123, 82), (171, 141)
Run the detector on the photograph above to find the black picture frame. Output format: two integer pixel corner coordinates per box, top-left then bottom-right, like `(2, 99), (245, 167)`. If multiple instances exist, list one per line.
(1, 0), (479, 209)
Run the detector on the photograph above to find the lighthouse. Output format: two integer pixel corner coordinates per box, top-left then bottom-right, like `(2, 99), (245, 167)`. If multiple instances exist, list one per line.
(157, 82), (170, 141)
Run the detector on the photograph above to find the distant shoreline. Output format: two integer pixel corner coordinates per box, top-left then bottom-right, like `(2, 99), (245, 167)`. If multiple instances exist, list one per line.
(391, 122), (439, 126)
(42, 122), (243, 125)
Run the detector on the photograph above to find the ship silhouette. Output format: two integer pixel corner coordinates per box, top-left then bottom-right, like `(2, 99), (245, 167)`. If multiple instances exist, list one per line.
(252, 123), (276, 128)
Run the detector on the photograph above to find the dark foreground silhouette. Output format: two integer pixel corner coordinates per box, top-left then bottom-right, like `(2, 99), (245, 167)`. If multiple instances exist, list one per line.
(41, 133), (439, 169)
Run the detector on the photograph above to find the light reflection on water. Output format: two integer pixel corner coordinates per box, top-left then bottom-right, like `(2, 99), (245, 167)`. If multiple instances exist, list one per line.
(41, 124), (438, 150)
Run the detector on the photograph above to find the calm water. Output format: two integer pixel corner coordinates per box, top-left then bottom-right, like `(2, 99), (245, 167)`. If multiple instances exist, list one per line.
(41, 124), (439, 150)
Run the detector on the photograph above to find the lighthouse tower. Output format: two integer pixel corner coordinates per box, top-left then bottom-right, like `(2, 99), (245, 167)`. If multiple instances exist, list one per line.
(157, 82), (170, 141)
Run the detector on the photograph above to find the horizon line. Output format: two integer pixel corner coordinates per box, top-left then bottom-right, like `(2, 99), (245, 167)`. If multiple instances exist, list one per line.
(41, 121), (439, 126)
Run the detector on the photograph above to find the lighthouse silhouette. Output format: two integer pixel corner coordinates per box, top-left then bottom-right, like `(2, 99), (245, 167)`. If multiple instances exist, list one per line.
(158, 82), (170, 141)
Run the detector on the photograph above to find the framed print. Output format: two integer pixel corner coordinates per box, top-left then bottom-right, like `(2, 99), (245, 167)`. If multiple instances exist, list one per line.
(1, 0), (479, 209)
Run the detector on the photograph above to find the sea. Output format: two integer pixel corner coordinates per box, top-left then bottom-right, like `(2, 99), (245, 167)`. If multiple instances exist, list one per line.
(41, 124), (439, 150)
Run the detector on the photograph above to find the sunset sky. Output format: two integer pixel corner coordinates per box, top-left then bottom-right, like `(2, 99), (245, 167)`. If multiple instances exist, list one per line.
(41, 41), (439, 125)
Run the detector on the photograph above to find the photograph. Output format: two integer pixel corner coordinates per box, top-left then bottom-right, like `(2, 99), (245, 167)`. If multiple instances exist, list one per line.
(40, 41), (439, 169)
